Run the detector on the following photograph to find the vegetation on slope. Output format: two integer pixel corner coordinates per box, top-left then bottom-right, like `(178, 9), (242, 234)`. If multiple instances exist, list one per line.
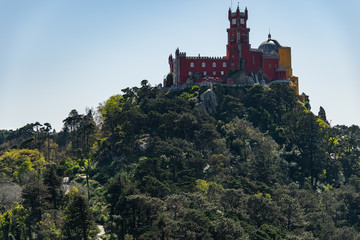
(0, 82), (359, 239)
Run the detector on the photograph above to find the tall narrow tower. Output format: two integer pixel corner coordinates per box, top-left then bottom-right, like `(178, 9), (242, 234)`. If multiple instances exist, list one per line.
(226, 6), (250, 71)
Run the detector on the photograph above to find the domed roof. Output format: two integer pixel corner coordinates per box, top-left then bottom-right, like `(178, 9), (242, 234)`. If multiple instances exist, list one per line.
(258, 34), (282, 53)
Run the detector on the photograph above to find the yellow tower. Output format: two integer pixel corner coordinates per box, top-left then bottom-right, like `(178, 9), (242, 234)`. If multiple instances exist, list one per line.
(278, 46), (299, 95)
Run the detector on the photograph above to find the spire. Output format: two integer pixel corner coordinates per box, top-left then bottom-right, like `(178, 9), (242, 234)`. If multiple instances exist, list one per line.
(268, 29), (271, 40)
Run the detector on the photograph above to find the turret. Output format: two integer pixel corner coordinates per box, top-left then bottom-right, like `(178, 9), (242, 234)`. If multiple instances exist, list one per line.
(168, 54), (173, 73)
(228, 8), (231, 20)
(245, 7), (248, 20)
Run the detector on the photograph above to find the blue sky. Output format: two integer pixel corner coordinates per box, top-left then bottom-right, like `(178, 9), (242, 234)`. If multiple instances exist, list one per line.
(0, 0), (359, 131)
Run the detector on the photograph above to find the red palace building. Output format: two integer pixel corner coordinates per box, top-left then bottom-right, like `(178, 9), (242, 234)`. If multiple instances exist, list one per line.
(165, 6), (299, 95)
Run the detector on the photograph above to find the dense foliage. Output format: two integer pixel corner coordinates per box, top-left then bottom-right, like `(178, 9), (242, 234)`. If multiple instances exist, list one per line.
(0, 82), (359, 239)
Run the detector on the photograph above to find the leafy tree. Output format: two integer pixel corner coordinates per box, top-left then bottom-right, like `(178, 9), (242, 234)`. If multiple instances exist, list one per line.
(43, 164), (64, 210)
(0, 149), (46, 184)
(283, 109), (328, 189)
(0, 210), (13, 240)
(12, 203), (29, 240)
(165, 194), (189, 221)
(6, 123), (36, 149)
(332, 125), (360, 182)
(332, 226), (360, 240)
(273, 183), (306, 231)
(36, 212), (63, 240)
(22, 176), (48, 238)
(176, 209), (212, 239)
(217, 95), (246, 122)
(246, 194), (282, 228)
(41, 123), (52, 161)
(210, 217), (249, 240)
(63, 187), (95, 240)
(221, 118), (281, 184)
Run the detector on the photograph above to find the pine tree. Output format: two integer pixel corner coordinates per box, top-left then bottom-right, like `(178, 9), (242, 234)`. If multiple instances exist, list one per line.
(63, 188), (95, 240)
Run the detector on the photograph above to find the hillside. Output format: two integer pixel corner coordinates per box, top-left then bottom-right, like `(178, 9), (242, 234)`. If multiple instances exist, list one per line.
(0, 82), (359, 240)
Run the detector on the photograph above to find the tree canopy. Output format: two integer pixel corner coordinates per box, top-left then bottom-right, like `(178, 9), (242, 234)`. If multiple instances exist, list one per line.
(0, 82), (359, 239)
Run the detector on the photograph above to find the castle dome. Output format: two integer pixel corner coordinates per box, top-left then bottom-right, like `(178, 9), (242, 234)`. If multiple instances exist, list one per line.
(258, 33), (282, 53)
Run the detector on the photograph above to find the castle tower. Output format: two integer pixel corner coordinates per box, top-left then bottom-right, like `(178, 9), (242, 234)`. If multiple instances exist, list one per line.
(226, 6), (250, 71)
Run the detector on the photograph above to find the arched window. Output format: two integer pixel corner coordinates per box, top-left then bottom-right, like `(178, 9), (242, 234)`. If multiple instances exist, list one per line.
(190, 62), (194, 67)
(223, 62), (227, 67)
(221, 71), (224, 75)
(212, 62), (216, 67)
(213, 71), (216, 76)
(189, 71), (192, 76)
(202, 62), (206, 67)
(203, 71), (207, 76)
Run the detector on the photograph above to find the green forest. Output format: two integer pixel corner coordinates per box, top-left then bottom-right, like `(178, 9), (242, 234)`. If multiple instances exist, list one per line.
(0, 81), (359, 240)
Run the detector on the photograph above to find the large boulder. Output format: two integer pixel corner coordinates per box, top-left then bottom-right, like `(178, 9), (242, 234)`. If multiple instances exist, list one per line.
(318, 106), (328, 123)
(197, 89), (218, 114)
(229, 69), (268, 86)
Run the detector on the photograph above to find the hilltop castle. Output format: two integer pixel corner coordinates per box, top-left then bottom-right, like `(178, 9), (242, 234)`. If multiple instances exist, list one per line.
(165, 6), (299, 95)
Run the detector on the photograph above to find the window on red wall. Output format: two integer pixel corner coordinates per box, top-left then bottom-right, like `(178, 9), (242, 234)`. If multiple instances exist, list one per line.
(223, 62), (227, 67)
(213, 71), (216, 75)
(204, 71), (207, 76)
(202, 62), (206, 67)
(212, 62), (216, 67)
(190, 62), (194, 67)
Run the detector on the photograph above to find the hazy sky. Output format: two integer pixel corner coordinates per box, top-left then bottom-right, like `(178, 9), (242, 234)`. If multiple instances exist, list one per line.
(0, 0), (359, 131)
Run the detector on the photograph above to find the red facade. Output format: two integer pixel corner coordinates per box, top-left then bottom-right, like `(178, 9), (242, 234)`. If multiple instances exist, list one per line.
(165, 7), (287, 87)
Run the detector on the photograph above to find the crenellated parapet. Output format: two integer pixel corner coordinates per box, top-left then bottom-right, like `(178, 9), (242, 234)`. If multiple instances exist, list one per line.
(185, 56), (229, 60)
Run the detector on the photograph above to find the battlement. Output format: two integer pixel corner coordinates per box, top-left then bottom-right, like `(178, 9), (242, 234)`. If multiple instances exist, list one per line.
(185, 56), (228, 60)
(230, 12), (246, 17)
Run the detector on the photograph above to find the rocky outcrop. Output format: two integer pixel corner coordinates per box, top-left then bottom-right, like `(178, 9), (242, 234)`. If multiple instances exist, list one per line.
(196, 89), (218, 114)
(318, 106), (328, 123)
(136, 135), (151, 152)
(229, 69), (268, 85)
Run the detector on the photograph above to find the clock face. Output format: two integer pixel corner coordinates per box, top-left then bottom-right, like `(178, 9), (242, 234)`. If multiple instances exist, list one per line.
(232, 19), (236, 24)
(240, 18), (245, 24)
